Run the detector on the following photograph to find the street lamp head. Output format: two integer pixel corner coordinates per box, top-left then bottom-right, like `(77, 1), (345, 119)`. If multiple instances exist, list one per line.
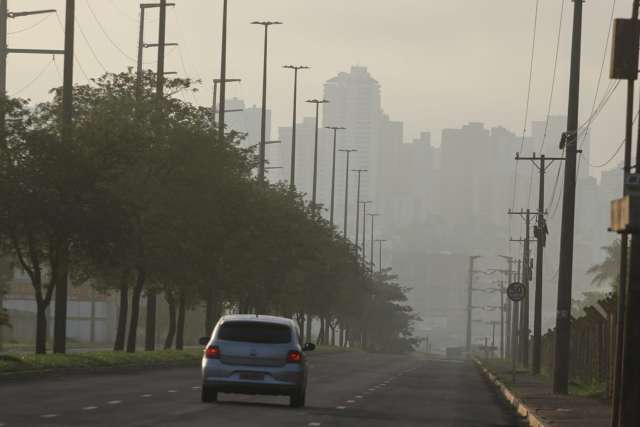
(339, 148), (357, 153)
(326, 126), (346, 131)
(251, 21), (283, 26)
(351, 169), (368, 173)
(283, 65), (310, 70)
(306, 99), (330, 104)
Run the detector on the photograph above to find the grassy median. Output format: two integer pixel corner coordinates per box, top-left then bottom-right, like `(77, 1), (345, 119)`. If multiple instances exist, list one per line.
(0, 349), (203, 375)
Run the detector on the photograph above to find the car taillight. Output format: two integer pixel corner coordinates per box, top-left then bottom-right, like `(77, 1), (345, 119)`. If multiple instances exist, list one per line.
(205, 346), (220, 359)
(287, 350), (303, 363)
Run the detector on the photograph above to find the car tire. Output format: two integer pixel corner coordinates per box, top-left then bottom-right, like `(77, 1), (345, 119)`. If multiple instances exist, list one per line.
(289, 388), (306, 408)
(201, 386), (218, 403)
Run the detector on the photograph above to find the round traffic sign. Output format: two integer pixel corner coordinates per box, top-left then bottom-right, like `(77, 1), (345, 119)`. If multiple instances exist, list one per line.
(507, 282), (526, 302)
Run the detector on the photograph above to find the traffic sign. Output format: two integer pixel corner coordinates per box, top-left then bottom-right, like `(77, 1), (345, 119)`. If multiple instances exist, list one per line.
(507, 282), (526, 302)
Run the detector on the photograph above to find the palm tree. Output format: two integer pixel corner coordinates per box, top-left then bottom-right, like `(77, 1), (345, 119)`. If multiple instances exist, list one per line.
(587, 239), (621, 289)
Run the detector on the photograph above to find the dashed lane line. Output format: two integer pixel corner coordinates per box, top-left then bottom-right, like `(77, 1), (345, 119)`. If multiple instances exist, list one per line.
(308, 423), (321, 426)
(355, 395), (363, 399)
(168, 390), (178, 393)
(141, 394), (152, 398)
(336, 406), (346, 410)
(107, 400), (122, 405)
(346, 400), (355, 403)
(82, 406), (98, 411)
(40, 414), (58, 419)
(192, 386), (201, 390)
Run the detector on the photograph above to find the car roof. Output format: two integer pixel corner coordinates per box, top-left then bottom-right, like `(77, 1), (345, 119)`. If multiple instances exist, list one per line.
(219, 314), (294, 327)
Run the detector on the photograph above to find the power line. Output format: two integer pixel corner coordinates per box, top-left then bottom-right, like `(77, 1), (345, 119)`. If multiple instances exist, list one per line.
(511, 0), (541, 212)
(54, 12), (92, 82)
(10, 57), (54, 97)
(74, 14), (108, 73)
(107, 0), (139, 23)
(539, 0), (566, 153)
(589, 111), (640, 169)
(86, 1), (136, 63)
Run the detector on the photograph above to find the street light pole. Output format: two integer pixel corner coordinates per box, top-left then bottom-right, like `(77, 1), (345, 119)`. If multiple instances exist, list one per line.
(360, 201), (372, 264)
(352, 169), (368, 256)
(339, 149), (356, 238)
(326, 126), (346, 226)
(306, 99), (329, 207)
(251, 20), (282, 181)
(369, 213), (380, 272)
(284, 65), (310, 190)
(376, 239), (388, 273)
(466, 256), (481, 357)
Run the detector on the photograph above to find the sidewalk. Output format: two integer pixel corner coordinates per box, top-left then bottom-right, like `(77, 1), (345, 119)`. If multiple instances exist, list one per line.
(476, 359), (611, 427)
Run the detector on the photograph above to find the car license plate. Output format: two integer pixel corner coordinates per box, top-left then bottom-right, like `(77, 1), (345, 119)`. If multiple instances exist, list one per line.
(239, 372), (264, 381)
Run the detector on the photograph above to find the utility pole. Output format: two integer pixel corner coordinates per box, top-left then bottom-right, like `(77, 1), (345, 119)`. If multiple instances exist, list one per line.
(144, 0), (170, 353)
(339, 149), (356, 238)
(500, 255), (514, 360)
(284, 65), (310, 189)
(515, 153), (562, 374)
(610, 3), (640, 425)
(53, 0), (75, 354)
(252, 21), (282, 181)
(370, 214), (382, 274)
(509, 209), (534, 367)
(554, 0), (584, 395)
(376, 239), (387, 273)
(352, 169), (367, 256)
(513, 259), (521, 371)
(0, 5), (59, 137)
(487, 320), (500, 358)
(136, 3), (175, 98)
(326, 126), (345, 226)
(218, 0), (229, 143)
(306, 99), (329, 207)
(499, 281), (505, 359)
(360, 201), (372, 264)
(466, 256), (481, 356)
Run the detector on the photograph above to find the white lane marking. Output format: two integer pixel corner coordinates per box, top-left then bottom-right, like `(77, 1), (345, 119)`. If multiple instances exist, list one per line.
(40, 414), (58, 419)
(83, 406), (98, 411)
(346, 400), (355, 403)
(368, 388), (375, 391)
(168, 390), (178, 393)
(0, 422), (6, 426)
(308, 423), (321, 427)
(192, 386), (201, 390)
(336, 406), (346, 410)
(107, 400), (122, 405)
(141, 394), (152, 398)
(356, 395), (363, 399)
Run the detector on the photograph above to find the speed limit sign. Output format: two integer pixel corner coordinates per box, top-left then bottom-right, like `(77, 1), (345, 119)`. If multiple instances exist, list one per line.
(507, 282), (526, 302)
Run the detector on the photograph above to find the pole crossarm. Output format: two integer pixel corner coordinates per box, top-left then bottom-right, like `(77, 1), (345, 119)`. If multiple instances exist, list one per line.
(510, 238), (538, 243)
(265, 140), (281, 145)
(213, 78), (241, 83)
(7, 48), (64, 55)
(516, 152), (566, 171)
(144, 42), (178, 48)
(140, 3), (176, 9)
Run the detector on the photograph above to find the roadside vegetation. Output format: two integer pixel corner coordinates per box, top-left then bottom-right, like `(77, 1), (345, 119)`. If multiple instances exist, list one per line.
(0, 71), (418, 357)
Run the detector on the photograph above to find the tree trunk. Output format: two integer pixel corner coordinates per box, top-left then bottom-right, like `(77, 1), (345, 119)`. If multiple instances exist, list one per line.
(35, 300), (47, 354)
(164, 291), (177, 350)
(113, 283), (129, 351)
(144, 291), (156, 351)
(306, 314), (312, 345)
(296, 313), (305, 343)
(205, 286), (221, 336)
(53, 243), (70, 354)
(176, 291), (186, 350)
(126, 267), (146, 353)
(339, 326), (345, 347)
(316, 317), (325, 345)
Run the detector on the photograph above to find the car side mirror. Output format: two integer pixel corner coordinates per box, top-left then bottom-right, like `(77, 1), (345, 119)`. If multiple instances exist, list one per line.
(303, 343), (316, 352)
(199, 337), (210, 346)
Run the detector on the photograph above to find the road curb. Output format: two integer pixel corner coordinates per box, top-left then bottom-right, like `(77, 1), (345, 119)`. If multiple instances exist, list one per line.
(474, 359), (548, 427)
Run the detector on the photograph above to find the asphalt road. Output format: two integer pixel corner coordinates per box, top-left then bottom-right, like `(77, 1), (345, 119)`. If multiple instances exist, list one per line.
(0, 352), (523, 427)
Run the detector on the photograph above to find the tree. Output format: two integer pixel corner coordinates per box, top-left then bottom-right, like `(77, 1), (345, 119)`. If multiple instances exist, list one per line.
(587, 239), (621, 290)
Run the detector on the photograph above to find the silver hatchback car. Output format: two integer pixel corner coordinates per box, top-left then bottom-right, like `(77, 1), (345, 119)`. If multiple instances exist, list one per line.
(199, 314), (315, 407)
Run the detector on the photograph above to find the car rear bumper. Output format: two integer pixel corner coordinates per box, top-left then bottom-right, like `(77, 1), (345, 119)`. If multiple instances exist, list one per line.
(201, 359), (306, 396)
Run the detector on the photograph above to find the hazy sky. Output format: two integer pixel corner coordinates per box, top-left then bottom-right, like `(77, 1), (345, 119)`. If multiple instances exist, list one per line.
(7, 0), (634, 177)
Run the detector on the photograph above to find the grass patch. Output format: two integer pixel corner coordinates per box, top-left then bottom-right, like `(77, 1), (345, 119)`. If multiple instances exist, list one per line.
(0, 349), (202, 374)
(570, 381), (607, 399)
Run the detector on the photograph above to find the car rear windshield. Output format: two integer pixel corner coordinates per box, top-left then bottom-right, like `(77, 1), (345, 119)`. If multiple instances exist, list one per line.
(218, 321), (291, 344)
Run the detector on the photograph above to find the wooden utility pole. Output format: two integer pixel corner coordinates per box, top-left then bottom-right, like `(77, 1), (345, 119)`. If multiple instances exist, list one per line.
(611, 2), (640, 425)
(554, 0), (584, 395)
(509, 209), (534, 367)
(516, 154), (563, 374)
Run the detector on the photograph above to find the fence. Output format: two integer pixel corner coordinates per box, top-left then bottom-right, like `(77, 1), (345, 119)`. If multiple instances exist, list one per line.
(540, 295), (616, 397)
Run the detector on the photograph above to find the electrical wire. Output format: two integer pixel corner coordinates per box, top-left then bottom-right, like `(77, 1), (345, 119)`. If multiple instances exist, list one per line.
(8, 13), (54, 35)
(539, 0), (566, 153)
(86, 1), (137, 63)
(10, 57), (54, 97)
(589, 111), (639, 168)
(74, 14), (108, 73)
(511, 0), (541, 213)
(54, 13), (91, 82)
(107, 0), (139, 23)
